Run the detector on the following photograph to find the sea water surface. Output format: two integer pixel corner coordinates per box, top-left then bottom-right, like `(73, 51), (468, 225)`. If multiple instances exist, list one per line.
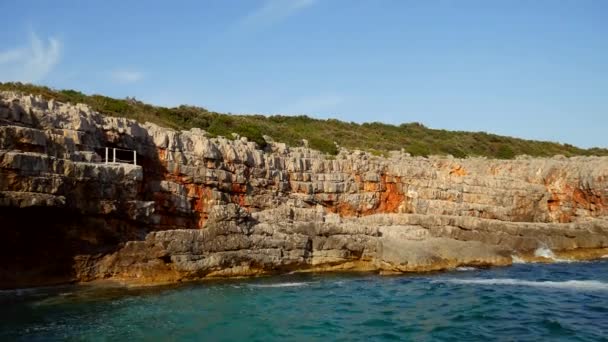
(1, 261), (608, 341)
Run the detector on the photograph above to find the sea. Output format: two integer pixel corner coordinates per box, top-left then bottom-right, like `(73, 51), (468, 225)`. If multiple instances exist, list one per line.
(1, 259), (607, 341)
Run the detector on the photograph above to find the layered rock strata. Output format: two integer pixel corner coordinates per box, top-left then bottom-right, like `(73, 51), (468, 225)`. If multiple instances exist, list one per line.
(1, 92), (607, 288)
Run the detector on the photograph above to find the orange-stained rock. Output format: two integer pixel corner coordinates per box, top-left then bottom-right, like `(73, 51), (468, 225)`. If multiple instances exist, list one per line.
(449, 165), (467, 176)
(1, 91), (608, 289)
(379, 182), (405, 213)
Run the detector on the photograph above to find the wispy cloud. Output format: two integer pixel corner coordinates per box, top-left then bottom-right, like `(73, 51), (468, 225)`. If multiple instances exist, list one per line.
(0, 32), (61, 83)
(0, 49), (24, 64)
(281, 93), (345, 116)
(110, 70), (144, 83)
(239, 0), (317, 30)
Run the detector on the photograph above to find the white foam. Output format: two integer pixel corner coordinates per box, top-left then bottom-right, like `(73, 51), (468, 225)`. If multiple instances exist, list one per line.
(455, 267), (477, 271)
(533, 246), (572, 263)
(534, 246), (556, 259)
(248, 282), (310, 288)
(443, 278), (608, 291)
(511, 255), (527, 264)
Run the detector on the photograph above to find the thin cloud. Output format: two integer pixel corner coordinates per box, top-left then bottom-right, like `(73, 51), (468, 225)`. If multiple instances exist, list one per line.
(0, 32), (61, 83)
(0, 49), (23, 64)
(110, 70), (144, 83)
(239, 0), (317, 29)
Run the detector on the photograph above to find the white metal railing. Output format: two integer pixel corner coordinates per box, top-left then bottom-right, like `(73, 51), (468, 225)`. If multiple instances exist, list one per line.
(104, 147), (137, 165)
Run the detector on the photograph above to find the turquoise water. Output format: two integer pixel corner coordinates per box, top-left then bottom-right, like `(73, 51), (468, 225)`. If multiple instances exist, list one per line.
(2, 261), (608, 341)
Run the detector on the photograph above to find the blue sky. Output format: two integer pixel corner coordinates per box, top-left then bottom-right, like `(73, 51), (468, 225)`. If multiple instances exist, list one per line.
(1, 0), (606, 148)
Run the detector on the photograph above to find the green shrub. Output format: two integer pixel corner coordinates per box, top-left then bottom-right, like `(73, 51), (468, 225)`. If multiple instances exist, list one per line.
(1, 82), (606, 159)
(308, 137), (338, 155)
(496, 145), (516, 159)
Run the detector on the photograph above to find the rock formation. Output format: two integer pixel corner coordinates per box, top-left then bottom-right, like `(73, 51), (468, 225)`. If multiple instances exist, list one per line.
(1, 92), (607, 288)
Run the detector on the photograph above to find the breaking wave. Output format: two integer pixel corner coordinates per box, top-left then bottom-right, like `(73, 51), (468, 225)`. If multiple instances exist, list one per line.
(248, 282), (310, 288)
(534, 246), (557, 259)
(511, 245), (568, 264)
(455, 267), (477, 271)
(511, 255), (527, 264)
(534, 246), (572, 263)
(443, 278), (608, 291)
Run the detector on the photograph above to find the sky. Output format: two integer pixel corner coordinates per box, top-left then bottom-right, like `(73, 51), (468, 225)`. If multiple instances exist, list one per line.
(0, 0), (606, 148)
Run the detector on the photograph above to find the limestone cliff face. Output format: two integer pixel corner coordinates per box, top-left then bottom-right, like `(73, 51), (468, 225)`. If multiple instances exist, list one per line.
(1, 92), (607, 288)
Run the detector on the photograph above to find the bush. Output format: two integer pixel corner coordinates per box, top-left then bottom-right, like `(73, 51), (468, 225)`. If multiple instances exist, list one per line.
(1, 82), (606, 159)
(496, 145), (516, 159)
(308, 137), (338, 155)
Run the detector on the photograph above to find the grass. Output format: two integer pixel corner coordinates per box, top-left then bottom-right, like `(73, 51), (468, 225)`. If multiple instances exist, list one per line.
(1, 82), (606, 158)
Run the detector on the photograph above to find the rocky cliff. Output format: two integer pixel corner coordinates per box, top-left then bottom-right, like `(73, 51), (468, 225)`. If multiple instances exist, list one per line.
(1, 92), (607, 288)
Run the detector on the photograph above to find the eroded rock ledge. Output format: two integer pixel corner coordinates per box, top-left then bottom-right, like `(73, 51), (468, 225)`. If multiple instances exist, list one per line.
(1, 92), (607, 288)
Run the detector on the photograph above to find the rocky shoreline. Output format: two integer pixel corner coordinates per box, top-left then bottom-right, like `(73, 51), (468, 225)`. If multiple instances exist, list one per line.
(1, 92), (607, 289)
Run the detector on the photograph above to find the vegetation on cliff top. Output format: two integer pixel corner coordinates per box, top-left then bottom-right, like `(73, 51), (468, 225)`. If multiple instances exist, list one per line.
(1, 82), (606, 158)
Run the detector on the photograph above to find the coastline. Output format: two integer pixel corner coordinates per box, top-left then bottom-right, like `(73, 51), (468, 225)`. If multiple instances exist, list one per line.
(1, 92), (608, 290)
(76, 246), (608, 289)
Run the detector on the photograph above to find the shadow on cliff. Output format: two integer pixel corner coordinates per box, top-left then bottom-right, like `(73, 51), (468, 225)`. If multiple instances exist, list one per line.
(0, 127), (184, 289)
(0, 207), (126, 289)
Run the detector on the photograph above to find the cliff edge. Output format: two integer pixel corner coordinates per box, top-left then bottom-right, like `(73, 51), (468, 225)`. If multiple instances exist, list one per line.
(1, 92), (607, 288)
